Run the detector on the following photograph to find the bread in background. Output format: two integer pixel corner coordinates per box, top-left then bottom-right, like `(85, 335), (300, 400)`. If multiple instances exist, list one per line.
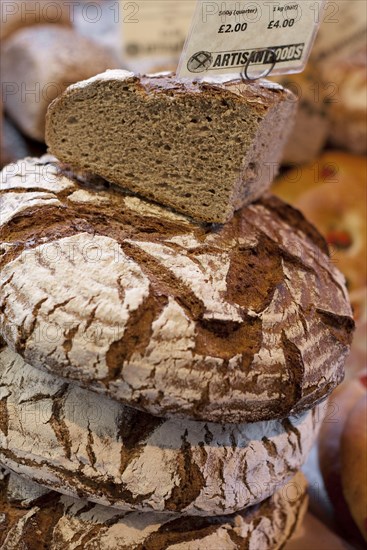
(1, 24), (120, 141)
(319, 374), (367, 545)
(0, 0), (72, 40)
(271, 67), (330, 166)
(273, 151), (367, 296)
(322, 48), (367, 155)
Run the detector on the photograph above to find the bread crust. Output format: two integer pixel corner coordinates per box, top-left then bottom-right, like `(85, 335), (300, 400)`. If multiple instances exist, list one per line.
(318, 374), (366, 542)
(0, 343), (321, 516)
(272, 151), (367, 295)
(0, 468), (308, 549)
(0, 156), (354, 423)
(341, 395), (367, 541)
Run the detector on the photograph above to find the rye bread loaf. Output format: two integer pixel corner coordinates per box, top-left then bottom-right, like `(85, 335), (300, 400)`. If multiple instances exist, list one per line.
(45, 70), (297, 223)
(0, 343), (321, 515)
(1, 25), (119, 141)
(0, 156), (354, 423)
(0, 0), (71, 41)
(0, 469), (308, 550)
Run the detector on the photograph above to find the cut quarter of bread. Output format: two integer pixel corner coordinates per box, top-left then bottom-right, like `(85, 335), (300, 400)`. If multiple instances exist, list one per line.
(46, 70), (297, 223)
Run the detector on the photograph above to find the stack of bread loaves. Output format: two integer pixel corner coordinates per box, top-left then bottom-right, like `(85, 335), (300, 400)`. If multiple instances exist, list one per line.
(0, 71), (354, 549)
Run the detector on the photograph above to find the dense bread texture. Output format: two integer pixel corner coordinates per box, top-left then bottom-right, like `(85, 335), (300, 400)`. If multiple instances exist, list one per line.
(0, 343), (321, 515)
(0, 0), (71, 41)
(46, 70), (297, 223)
(0, 156), (354, 423)
(1, 25), (119, 141)
(0, 468), (308, 550)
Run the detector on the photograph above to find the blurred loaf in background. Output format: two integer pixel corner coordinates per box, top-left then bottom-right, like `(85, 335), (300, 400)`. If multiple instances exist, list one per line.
(0, 0), (120, 158)
(1, 25), (119, 141)
(273, 151), (366, 297)
(0, 0), (71, 40)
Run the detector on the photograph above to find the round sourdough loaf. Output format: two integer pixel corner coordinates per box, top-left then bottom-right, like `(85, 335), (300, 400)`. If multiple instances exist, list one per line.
(0, 469), (308, 550)
(0, 156), (354, 423)
(0, 344), (321, 516)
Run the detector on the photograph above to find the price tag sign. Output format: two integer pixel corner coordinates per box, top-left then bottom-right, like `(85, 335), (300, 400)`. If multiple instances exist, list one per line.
(177, 0), (325, 80)
(121, 0), (195, 73)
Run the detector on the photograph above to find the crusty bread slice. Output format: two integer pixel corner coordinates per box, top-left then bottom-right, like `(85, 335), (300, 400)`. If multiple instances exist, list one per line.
(46, 70), (296, 223)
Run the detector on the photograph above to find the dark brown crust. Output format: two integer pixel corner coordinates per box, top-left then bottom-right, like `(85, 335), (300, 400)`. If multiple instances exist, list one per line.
(0, 157), (354, 423)
(0, 344), (321, 515)
(260, 194), (330, 256)
(48, 72), (292, 124)
(0, 469), (308, 549)
(139, 73), (291, 105)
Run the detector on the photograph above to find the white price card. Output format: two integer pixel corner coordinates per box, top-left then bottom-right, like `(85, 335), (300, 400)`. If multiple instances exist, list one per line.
(177, 0), (326, 80)
(121, 0), (196, 73)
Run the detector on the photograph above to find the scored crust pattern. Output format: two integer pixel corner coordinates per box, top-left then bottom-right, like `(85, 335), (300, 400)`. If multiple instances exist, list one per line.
(0, 468), (308, 550)
(0, 156), (354, 423)
(0, 344), (321, 515)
